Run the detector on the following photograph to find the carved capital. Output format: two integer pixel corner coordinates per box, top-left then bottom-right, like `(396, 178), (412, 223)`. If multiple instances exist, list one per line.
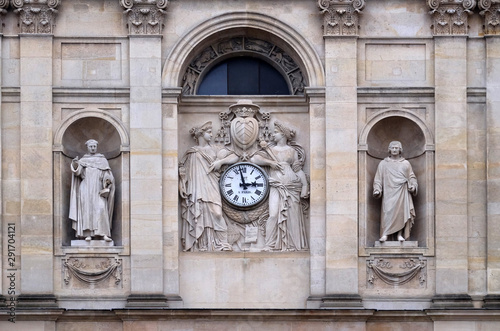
(318, 0), (366, 36)
(0, 0), (8, 34)
(119, 0), (168, 35)
(11, 0), (60, 34)
(427, 0), (477, 35)
(479, 0), (500, 35)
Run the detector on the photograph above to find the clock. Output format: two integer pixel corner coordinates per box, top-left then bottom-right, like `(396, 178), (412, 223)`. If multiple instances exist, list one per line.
(220, 162), (269, 209)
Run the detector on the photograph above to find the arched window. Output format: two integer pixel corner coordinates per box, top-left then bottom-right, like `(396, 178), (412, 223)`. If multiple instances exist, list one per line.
(197, 57), (290, 95)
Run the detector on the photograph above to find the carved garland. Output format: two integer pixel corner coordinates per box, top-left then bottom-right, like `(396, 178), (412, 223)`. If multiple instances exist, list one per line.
(63, 257), (122, 286)
(120, 0), (168, 35)
(11, 0), (61, 34)
(428, 0), (476, 35)
(318, 0), (366, 36)
(181, 36), (306, 96)
(479, 0), (500, 34)
(367, 257), (427, 287)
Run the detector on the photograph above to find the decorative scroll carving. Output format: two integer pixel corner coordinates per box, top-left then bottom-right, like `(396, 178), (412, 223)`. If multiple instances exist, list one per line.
(318, 0), (366, 36)
(11, 0), (61, 34)
(119, 0), (168, 35)
(479, 0), (500, 34)
(367, 257), (426, 288)
(0, 0), (8, 34)
(63, 257), (122, 286)
(181, 37), (306, 96)
(427, 0), (477, 35)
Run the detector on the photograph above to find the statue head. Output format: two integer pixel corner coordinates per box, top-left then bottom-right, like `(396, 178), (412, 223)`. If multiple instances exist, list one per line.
(274, 121), (296, 141)
(85, 139), (99, 154)
(189, 121), (212, 142)
(388, 141), (403, 154)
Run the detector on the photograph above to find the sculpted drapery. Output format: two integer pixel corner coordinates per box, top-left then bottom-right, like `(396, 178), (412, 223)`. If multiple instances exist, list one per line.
(69, 139), (115, 241)
(179, 122), (232, 252)
(373, 141), (417, 242)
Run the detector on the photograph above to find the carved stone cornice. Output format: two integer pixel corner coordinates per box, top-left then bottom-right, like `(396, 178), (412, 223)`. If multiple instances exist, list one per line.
(427, 0), (476, 35)
(318, 0), (365, 36)
(11, 0), (60, 34)
(479, 0), (500, 35)
(119, 0), (168, 35)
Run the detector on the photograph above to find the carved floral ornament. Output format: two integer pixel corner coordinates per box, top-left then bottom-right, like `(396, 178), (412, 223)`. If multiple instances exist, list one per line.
(427, 0), (476, 35)
(181, 36), (306, 96)
(318, 0), (366, 36)
(11, 0), (61, 34)
(119, 0), (168, 35)
(479, 0), (500, 34)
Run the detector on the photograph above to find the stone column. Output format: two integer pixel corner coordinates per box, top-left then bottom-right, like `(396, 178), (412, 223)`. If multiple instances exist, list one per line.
(120, 0), (170, 307)
(305, 87), (326, 308)
(318, 0), (364, 308)
(428, 0), (473, 308)
(479, 0), (500, 308)
(12, 0), (60, 307)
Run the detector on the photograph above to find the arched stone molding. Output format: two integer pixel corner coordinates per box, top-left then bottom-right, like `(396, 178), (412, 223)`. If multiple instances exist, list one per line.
(359, 109), (435, 152)
(53, 110), (130, 255)
(162, 11), (325, 91)
(358, 109), (435, 257)
(53, 110), (130, 156)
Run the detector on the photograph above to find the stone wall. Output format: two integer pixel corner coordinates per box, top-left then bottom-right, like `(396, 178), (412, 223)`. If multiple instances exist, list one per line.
(0, 0), (499, 329)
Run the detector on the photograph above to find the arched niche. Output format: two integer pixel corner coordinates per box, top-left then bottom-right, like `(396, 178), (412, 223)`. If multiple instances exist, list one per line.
(359, 111), (435, 256)
(53, 111), (130, 254)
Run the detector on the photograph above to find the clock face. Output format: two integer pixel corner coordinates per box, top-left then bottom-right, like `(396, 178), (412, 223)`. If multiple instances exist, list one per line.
(220, 162), (269, 209)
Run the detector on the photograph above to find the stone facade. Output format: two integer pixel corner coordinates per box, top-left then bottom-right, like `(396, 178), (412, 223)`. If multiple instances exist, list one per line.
(0, 0), (499, 329)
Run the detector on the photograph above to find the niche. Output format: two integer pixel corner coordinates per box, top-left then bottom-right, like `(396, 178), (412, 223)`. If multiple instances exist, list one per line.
(359, 113), (434, 256)
(53, 112), (130, 253)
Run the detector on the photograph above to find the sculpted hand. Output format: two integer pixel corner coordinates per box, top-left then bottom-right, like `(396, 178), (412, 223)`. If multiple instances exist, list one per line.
(208, 160), (222, 173)
(300, 185), (309, 199)
(373, 190), (381, 198)
(408, 185), (416, 193)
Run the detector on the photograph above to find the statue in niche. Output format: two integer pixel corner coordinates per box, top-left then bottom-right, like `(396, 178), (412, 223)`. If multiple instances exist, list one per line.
(373, 141), (418, 242)
(69, 139), (115, 242)
(178, 121), (232, 252)
(253, 121), (309, 251)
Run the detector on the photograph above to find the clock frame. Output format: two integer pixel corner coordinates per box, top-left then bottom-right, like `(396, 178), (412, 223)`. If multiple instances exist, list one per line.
(219, 162), (269, 209)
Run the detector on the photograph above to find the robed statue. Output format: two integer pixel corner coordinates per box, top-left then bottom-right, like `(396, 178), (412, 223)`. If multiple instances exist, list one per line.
(69, 139), (115, 242)
(373, 141), (417, 242)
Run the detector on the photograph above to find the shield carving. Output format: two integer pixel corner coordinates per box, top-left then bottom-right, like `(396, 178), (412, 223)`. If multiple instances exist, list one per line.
(230, 117), (259, 150)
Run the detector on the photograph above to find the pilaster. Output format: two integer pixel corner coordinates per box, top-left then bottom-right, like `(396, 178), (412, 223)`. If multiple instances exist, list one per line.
(0, 0), (6, 296)
(13, 0), (59, 306)
(162, 87), (183, 307)
(305, 87), (326, 308)
(120, 0), (169, 307)
(428, 0), (473, 308)
(480, 0), (500, 306)
(318, 0), (364, 308)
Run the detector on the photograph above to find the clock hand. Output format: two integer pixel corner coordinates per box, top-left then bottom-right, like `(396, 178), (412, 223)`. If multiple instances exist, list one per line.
(238, 166), (249, 190)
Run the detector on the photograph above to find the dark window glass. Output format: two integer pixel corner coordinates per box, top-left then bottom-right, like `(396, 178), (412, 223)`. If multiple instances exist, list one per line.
(197, 57), (290, 95)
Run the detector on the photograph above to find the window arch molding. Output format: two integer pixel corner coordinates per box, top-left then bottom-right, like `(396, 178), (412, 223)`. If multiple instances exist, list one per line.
(162, 11), (325, 91)
(184, 37), (303, 95)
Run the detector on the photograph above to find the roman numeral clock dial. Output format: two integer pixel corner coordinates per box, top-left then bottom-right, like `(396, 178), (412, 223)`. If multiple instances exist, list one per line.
(220, 162), (269, 209)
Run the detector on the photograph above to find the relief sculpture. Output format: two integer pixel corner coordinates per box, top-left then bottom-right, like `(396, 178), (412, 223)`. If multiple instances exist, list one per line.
(69, 139), (115, 243)
(373, 141), (418, 243)
(179, 100), (309, 252)
(179, 122), (233, 252)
